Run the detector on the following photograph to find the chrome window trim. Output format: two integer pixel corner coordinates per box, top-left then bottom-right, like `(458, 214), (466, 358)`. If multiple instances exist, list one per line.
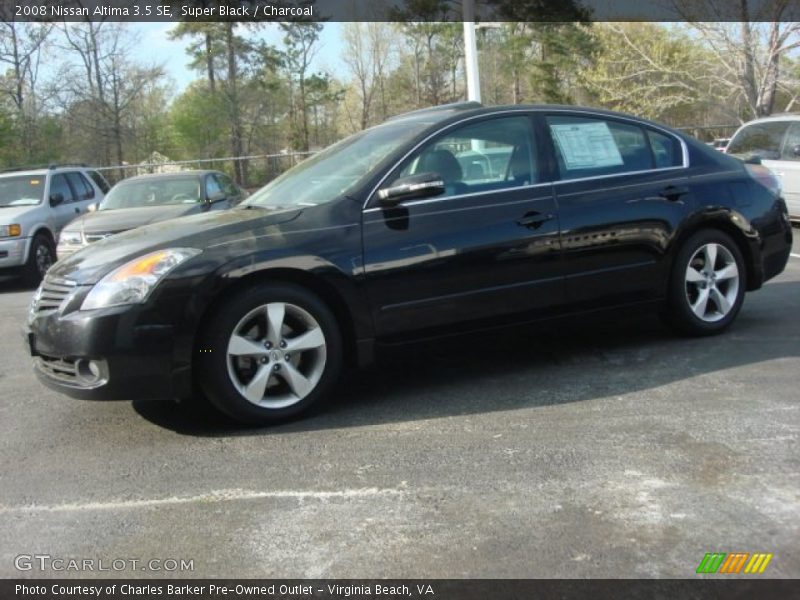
(362, 107), (690, 212)
(363, 181), (553, 213)
(551, 166), (686, 188)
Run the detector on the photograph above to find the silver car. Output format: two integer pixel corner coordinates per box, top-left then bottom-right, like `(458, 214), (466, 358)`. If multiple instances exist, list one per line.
(0, 165), (108, 285)
(726, 115), (800, 223)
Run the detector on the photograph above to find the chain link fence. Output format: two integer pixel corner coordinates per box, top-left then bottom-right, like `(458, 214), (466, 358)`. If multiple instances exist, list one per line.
(91, 123), (743, 191)
(93, 152), (317, 192)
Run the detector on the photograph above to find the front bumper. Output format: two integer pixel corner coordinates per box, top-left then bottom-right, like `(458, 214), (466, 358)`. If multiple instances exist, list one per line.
(0, 236), (29, 269)
(55, 243), (86, 261)
(24, 285), (193, 401)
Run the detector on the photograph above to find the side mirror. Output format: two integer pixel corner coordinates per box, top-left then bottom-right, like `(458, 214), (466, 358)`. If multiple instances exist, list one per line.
(792, 144), (800, 157)
(49, 192), (64, 207)
(87, 202), (98, 212)
(377, 172), (445, 206)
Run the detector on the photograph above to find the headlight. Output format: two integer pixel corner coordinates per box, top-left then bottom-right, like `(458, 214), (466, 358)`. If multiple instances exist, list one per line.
(59, 230), (83, 245)
(0, 224), (21, 238)
(81, 248), (201, 310)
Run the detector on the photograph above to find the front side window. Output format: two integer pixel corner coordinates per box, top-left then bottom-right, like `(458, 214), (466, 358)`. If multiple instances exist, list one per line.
(205, 174), (223, 199)
(546, 115), (657, 180)
(389, 116), (537, 199)
(49, 174), (75, 204)
(215, 173), (239, 196)
(726, 121), (790, 160)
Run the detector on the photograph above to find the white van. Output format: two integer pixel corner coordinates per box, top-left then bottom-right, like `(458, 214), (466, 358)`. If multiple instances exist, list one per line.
(726, 115), (800, 223)
(0, 164), (109, 285)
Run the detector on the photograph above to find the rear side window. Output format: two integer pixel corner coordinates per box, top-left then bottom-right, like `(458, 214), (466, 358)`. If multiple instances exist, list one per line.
(546, 116), (655, 180)
(647, 130), (683, 168)
(65, 172), (95, 200)
(726, 121), (789, 160)
(88, 170), (111, 194)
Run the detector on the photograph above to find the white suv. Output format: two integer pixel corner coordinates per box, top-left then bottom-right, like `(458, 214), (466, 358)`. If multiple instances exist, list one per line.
(726, 115), (800, 223)
(0, 164), (109, 285)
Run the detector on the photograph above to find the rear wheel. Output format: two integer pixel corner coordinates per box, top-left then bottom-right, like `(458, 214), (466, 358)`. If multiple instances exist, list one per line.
(22, 233), (55, 287)
(197, 283), (343, 424)
(664, 229), (745, 335)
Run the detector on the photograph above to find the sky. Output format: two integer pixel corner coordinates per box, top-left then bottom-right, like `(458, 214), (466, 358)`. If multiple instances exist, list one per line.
(132, 22), (346, 95)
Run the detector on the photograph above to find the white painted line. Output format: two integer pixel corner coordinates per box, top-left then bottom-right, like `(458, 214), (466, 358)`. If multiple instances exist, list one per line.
(0, 487), (405, 514)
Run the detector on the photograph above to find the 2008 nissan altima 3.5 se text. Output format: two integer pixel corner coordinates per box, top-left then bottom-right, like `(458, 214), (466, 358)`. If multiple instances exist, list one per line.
(24, 103), (793, 424)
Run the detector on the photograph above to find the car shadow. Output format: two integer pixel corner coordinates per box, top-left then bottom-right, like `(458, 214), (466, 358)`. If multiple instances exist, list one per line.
(133, 279), (800, 437)
(0, 275), (34, 293)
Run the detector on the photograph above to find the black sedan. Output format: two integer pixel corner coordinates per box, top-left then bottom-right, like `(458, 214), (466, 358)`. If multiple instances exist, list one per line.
(25, 103), (793, 424)
(56, 170), (245, 258)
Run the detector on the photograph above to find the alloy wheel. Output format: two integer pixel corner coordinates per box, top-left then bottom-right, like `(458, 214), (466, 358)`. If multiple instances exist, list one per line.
(225, 302), (327, 409)
(684, 243), (740, 323)
(36, 243), (53, 277)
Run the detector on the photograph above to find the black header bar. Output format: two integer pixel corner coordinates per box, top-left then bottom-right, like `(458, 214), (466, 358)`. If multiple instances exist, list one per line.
(4, 0), (800, 23)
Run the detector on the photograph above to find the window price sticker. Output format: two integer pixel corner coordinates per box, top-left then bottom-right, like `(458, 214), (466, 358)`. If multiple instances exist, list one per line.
(551, 121), (624, 170)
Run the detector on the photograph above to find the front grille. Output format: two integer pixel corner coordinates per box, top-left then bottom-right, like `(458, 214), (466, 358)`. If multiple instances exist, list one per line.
(33, 277), (76, 313)
(36, 355), (79, 384)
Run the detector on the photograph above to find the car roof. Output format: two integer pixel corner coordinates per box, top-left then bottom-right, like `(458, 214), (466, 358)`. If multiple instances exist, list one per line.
(0, 165), (93, 178)
(737, 114), (800, 125)
(388, 103), (687, 137)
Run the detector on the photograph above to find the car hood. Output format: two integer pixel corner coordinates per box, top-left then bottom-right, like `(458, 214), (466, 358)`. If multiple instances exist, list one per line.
(49, 206), (302, 284)
(0, 203), (39, 223)
(67, 204), (203, 234)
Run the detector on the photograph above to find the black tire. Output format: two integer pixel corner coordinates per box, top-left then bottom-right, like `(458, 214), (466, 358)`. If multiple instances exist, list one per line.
(196, 282), (343, 425)
(22, 233), (55, 287)
(663, 229), (746, 336)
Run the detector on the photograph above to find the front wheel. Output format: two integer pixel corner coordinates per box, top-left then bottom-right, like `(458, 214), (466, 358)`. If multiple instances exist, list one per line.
(22, 234), (55, 287)
(197, 283), (343, 425)
(663, 229), (746, 336)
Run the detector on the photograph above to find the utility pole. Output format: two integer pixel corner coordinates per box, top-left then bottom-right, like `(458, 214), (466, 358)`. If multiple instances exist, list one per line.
(462, 0), (481, 103)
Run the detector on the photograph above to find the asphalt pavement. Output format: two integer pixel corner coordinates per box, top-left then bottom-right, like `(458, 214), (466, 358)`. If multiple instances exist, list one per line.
(0, 235), (798, 579)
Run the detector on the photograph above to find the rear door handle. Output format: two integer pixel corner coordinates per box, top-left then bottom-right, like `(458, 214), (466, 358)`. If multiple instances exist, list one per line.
(74, 207), (80, 213)
(659, 185), (690, 200)
(517, 211), (555, 229)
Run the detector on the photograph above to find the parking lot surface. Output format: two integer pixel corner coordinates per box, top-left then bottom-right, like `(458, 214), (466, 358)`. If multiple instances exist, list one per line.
(1, 236), (798, 579)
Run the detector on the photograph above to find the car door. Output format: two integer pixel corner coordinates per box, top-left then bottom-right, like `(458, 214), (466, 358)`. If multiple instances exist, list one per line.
(544, 112), (691, 307)
(47, 173), (79, 233)
(362, 113), (563, 338)
(778, 121), (800, 218)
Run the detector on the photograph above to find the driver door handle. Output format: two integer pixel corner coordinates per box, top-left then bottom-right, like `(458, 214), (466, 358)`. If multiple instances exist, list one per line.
(517, 211), (555, 229)
(659, 185), (690, 200)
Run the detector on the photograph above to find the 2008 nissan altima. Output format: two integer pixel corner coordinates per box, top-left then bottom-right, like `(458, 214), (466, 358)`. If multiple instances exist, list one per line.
(25, 103), (793, 424)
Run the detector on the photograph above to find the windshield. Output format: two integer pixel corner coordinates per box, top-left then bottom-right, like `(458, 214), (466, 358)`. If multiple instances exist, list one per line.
(100, 177), (201, 210)
(0, 175), (45, 207)
(245, 121), (428, 207)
